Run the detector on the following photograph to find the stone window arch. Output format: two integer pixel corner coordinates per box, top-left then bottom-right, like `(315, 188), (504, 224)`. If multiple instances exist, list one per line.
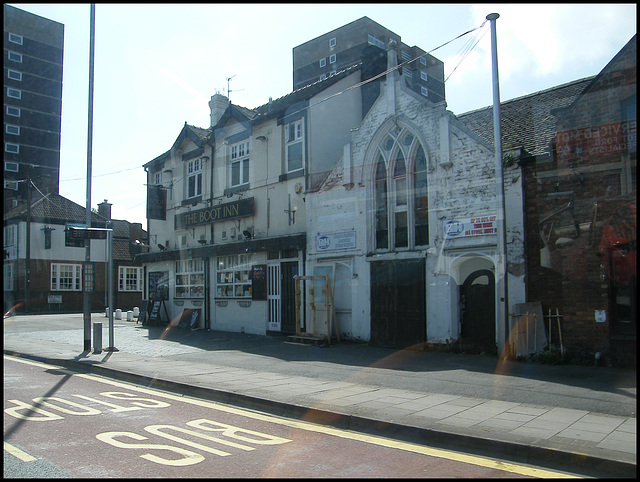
(370, 123), (430, 252)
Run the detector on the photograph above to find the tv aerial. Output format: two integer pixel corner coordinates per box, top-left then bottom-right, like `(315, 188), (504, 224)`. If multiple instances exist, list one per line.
(225, 74), (245, 102)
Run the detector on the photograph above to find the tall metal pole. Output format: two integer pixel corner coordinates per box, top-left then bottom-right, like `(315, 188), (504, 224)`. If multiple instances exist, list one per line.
(25, 164), (31, 313)
(106, 229), (117, 351)
(487, 13), (509, 356)
(83, 4), (96, 351)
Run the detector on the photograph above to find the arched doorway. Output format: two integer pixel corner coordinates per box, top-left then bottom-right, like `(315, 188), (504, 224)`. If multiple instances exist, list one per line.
(460, 269), (496, 354)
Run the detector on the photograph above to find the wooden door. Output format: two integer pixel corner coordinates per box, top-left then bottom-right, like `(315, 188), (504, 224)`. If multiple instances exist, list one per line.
(371, 259), (426, 348)
(460, 269), (496, 354)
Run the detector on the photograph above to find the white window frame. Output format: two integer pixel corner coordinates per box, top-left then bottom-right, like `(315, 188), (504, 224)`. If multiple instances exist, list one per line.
(186, 158), (202, 199)
(4, 225), (17, 247)
(319, 58), (326, 67)
(329, 53), (336, 64)
(5, 161), (19, 172)
(175, 259), (204, 298)
(4, 263), (14, 291)
(8, 51), (22, 62)
(4, 181), (19, 191)
(329, 37), (336, 48)
(7, 88), (21, 99)
(285, 119), (304, 173)
(118, 266), (143, 292)
(153, 171), (162, 186)
(7, 70), (22, 81)
(230, 140), (250, 187)
(320, 74), (326, 81)
(51, 263), (82, 291)
(5, 143), (19, 154)
(420, 71), (428, 81)
(420, 57), (427, 66)
(6, 106), (20, 117)
(421, 86), (429, 97)
(6, 125), (20, 135)
(216, 254), (252, 298)
(8, 33), (23, 45)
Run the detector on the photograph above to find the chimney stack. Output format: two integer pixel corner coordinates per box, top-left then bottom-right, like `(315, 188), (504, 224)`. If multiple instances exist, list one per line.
(98, 199), (112, 221)
(209, 93), (229, 127)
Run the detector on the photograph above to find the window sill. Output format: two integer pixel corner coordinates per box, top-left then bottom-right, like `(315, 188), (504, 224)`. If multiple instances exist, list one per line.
(224, 184), (250, 197)
(182, 195), (202, 206)
(279, 170), (304, 182)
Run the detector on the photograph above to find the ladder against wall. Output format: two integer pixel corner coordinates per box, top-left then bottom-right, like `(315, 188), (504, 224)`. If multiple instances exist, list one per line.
(292, 275), (340, 345)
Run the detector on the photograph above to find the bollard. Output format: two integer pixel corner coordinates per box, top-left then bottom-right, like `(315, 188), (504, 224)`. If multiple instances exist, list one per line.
(93, 322), (102, 354)
(133, 307), (140, 318)
(105, 307), (109, 318)
(127, 310), (133, 321)
(115, 309), (122, 320)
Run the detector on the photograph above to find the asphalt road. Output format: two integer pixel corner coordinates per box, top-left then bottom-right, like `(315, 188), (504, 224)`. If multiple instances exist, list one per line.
(4, 355), (581, 478)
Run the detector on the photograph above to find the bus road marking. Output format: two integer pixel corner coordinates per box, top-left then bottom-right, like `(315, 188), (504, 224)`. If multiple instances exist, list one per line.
(5, 354), (578, 478)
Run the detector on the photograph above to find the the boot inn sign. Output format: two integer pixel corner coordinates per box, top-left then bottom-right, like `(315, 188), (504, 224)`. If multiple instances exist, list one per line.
(146, 186), (253, 228)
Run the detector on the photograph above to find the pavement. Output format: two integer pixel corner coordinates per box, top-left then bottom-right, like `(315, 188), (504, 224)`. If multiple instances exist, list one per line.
(3, 313), (636, 478)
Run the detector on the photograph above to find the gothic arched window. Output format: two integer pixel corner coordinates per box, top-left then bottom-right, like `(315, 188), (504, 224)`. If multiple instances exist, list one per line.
(373, 126), (429, 251)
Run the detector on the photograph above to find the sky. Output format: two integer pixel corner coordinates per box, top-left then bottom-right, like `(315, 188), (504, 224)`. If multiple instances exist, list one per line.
(8, 3), (637, 227)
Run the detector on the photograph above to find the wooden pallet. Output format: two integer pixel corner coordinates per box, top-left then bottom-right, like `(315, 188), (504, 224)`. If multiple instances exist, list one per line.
(286, 334), (328, 346)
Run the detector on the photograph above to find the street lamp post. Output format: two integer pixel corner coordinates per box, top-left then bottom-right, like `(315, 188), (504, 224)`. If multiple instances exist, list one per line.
(487, 13), (510, 356)
(83, 4), (96, 351)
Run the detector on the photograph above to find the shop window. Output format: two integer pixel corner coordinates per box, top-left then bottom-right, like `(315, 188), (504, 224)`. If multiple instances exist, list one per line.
(216, 254), (252, 298)
(175, 259), (204, 298)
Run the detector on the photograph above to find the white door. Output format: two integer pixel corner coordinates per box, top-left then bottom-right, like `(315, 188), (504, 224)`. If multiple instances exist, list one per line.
(267, 264), (281, 331)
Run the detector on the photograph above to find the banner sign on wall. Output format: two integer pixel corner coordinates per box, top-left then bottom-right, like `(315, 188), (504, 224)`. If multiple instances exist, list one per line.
(316, 231), (356, 251)
(444, 215), (498, 239)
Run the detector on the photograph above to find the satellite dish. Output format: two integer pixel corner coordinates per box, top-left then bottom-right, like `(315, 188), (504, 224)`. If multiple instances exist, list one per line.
(158, 243), (165, 251)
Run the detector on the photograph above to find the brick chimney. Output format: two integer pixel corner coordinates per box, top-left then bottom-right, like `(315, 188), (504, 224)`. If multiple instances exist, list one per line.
(98, 199), (112, 220)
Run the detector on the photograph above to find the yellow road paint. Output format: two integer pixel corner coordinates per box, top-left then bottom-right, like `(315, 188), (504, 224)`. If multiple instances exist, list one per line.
(5, 355), (580, 478)
(4, 441), (37, 462)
